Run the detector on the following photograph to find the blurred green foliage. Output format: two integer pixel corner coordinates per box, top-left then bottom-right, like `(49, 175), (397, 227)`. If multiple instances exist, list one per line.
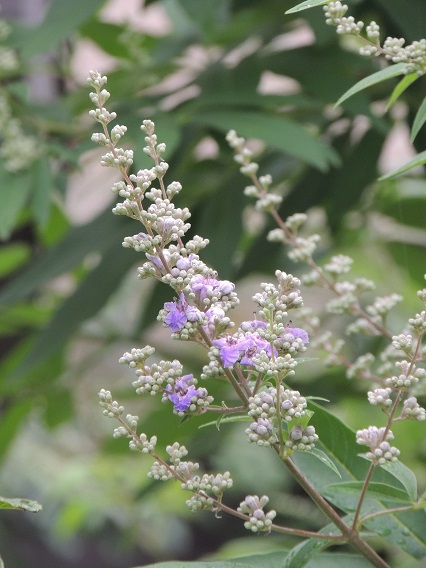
(0, 0), (425, 567)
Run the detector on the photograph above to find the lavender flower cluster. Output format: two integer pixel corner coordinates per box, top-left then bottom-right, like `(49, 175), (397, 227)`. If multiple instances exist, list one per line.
(89, 68), (426, 549)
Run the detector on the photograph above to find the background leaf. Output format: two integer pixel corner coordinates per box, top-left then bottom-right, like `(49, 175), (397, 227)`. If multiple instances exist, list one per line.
(335, 63), (407, 107)
(378, 150), (426, 180)
(285, 0), (331, 15)
(386, 73), (418, 110)
(410, 96), (426, 142)
(0, 497), (42, 513)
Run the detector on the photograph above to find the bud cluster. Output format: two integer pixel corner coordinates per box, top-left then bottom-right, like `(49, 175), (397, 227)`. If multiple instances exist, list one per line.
(237, 495), (277, 533)
(356, 426), (400, 465)
(322, 2), (426, 76)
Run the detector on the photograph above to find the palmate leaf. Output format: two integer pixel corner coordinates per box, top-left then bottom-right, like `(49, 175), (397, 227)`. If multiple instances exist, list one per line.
(285, 0), (331, 15)
(335, 63), (407, 107)
(292, 402), (426, 559)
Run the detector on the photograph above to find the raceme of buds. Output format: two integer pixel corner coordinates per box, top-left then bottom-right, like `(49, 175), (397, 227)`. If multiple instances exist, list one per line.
(237, 495), (277, 533)
(322, 2), (426, 75)
(90, 70), (425, 553)
(284, 424), (318, 452)
(356, 426), (400, 464)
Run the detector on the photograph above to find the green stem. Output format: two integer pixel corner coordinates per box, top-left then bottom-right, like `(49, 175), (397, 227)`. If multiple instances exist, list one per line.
(351, 462), (376, 531)
(358, 504), (415, 529)
(198, 327), (250, 406)
(282, 455), (391, 568)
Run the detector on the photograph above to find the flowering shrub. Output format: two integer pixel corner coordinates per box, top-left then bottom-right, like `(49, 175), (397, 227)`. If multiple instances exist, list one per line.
(88, 61), (426, 568)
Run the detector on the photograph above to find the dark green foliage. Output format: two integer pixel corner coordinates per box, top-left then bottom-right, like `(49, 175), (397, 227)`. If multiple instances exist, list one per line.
(1, 0), (426, 566)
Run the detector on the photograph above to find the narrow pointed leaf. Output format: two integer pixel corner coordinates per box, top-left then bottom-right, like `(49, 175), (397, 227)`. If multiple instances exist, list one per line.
(380, 461), (417, 501)
(133, 553), (374, 568)
(282, 521), (342, 568)
(292, 402), (426, 559)
(310, 448), (341, 478)
(378, 150), (426, 180)
(285, 0), (330, 14)
(325, 482), (414, 505)
(0, 209), (132, 306)
(0, 168), (32, 240)
(11, 243), (136, 378)
(386, 73), (418, 110)
(0, 497), (42, 512)
(192, 110), (340, 171)
(335, 63), (407, 107)
(199, 415), (251, 429)
(411, 96), (426, 142)
(17, 0), (105, 58)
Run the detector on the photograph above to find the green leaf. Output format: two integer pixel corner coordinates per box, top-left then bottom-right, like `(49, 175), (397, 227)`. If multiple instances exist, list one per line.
(0, 399), (33, 462)
(282, 524), (339, 568)
(386, 73), (418, 110)
(285, 0), (331, 15)
(18, 0), (106, 58)
(309, 449), (341, 478)
(79, 19), (129, 58)
(131, 552), (375, 568)
(0, 209), (133, 306)
(30, 158), (53, 228)
(198, 415), (251, 429)
(411, 96), (426, 142)
(0, 496), (42, 513)
(378, 150), (426, 180)
(11, 242), (136, 378)
(380, 461), (418, 502)
(335, 63), (407, 107)
(0, 168), (32, 240)
(175, 0), (231, 40)
(0, 243), (31, 277)
(292, 402), (426, 559)
(193, 110), (340, 171)
(324, 482), (414, 505)
(131, 562), (252, 568)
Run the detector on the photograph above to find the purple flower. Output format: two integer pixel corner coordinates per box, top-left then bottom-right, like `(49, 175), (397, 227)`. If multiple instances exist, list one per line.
(190, 274), (235, 303)
(146, 249), (170, 272)
(240, 334), (273, 365)
(217, 280), (235, 295)
(163, 295), (188, 332)
(240, 320), (267, 332)
(284, 327), (309, 344)
(212, 336), (246, 367)
(175, 254), (196, 271)
(191, 274), (219, 302)
(163, 294), (203, 332)
(165, 374), (198, 412)
(213, 333), (276, 368)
